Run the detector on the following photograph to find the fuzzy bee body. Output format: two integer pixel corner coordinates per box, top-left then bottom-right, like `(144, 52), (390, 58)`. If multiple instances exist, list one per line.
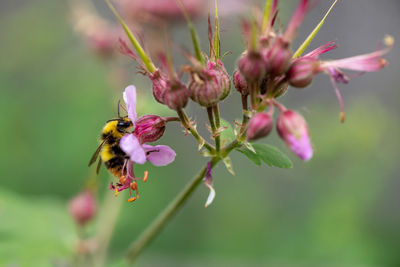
(89, 117), (133, 177)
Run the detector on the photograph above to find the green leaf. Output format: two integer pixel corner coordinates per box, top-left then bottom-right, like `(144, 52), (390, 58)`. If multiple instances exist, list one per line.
(222, 156), (235, 175)
(236, 147), (262, 166)
(293, 0), (338, 59)
(252, 143), (293, 169)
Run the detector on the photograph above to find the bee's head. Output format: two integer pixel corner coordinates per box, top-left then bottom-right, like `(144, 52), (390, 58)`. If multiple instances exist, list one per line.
(116, 116), (133, 132)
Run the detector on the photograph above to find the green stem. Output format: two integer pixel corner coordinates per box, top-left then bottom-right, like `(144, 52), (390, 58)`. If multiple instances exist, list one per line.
(123, 98), (251, 263)
(206, 107), (218, 150)
(125, 157), (221, 263)
(106, 0), (156, 73)
(176, 0), (203, 63)
(177, 109), (214, 152)
(93, 189), (124, 267)
(212, 105), (221, 152)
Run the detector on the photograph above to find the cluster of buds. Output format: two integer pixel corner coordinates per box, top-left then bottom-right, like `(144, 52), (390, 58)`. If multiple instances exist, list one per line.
(233, 0), (392, 160)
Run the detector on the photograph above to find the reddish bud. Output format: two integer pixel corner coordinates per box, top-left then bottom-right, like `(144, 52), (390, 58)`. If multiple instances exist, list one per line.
(246, 112), (273, 141)
(150, 70), (190, 110)
(233, 69), (248, 95)
(277, 110), (313, 161)
(189, 61), (231, 107)
(150, 70), (168, 104)
(238, 51), (267, 82)
(163, 80), (190, 110)
(134, 115), (166, 143)
(265, 37), (292, 76)
(287, 58), (319, 88)
(68, 191), (96, 226)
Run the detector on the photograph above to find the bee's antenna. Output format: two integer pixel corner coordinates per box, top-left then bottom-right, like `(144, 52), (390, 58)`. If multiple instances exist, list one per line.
(117, 100), (121, 117)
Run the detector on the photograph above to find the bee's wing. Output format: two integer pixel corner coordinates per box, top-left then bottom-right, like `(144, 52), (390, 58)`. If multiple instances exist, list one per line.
(88, 139), (107, 167)
(96, 156), (102, 174)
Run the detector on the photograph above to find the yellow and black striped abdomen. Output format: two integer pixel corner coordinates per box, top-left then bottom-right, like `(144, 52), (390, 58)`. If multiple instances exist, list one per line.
(99, 120), (130, 177)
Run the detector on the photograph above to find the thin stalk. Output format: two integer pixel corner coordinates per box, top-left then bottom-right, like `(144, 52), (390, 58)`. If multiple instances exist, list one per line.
(176, 0), (203, 63)
(93, 189), (124, 267)
(177, 109), (214, 152)
(213, 0), (220, 59)
(106, 0), (156, 73)
(125, 157), (221, 263)
(206, 107), (218, 153)
(212, 105), (221, 152)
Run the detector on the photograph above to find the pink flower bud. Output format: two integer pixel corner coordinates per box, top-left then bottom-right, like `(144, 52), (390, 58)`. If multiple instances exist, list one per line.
(163, 80), (190, 110)
(150, 70), (168, 104)
(150, 71), (190, 110)
(189, 61), (231, 107)
(68, 191), (96, 226)
(265, 37), (292, 76)
(287, 58), (319, 88)
(134, 115), (166, 143)
(238, 51), (267, 82)
(246, 112), (273, 141)
(233, 69), (248, 95)
(277, 110), (313, 161)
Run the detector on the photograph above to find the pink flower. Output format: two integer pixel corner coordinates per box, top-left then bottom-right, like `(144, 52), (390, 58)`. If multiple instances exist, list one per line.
(120, 85), (176, 166)
(110, 85), (176, 201)
(277, 110), (313, 161)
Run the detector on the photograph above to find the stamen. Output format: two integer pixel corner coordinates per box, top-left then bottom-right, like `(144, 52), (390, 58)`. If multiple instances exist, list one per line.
(114, 189), (119, 197)
(119, 176), (127, 184)
(143, 171), (149, 182)
(329, 76), (346, 123)
(130, 182), (138, 190)
(127, 197), (136, 202)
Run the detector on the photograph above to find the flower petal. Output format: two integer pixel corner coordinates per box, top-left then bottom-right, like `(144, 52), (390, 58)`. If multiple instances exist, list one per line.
(120, 134), (146, 164)
(203, 162), (215, 208)
(123, 85), (137, 125)
(142, 144), (176, 166)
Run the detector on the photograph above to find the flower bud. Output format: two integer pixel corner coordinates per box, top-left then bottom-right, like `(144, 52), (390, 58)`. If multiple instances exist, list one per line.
(163, 80), (190, 110)
(150, 70), (168, 104)
(189, 61), (231, 107)
(287, 58), (319, 88)
(233, 69), (248, 95)
(238, 51), (267, 82)
(68, 191), (96, 226)
(265, 36), (292, 76)
(134, 115), (166, 143)
(277, 110), (313, 161)
(246, 112), (273, 141)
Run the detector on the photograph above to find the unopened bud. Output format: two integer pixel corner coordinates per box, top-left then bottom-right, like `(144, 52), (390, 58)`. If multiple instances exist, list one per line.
(246, 112), (273, 141)
(134, 115), (166, 143)
(163, 80), (190, 110)
(277, 110), (313, 161)
(287, 58), (319, 88)
(265, 36), (292, 76)
(189, 61), (231, 107)
(233, 69), (248, 95)
(68, 191), (96, 226)
(150, 70), (168, 104)
(238, 51), (267, 82)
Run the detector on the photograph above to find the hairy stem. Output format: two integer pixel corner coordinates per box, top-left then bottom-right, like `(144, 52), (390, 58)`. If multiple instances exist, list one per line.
(213, 105), (221, 152)
(206, 107), (218, 152)
(125, 157), (221, 263)
(177, 108), (214, 152)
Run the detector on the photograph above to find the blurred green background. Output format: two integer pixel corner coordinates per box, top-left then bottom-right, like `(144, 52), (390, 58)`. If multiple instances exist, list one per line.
(1, 0), (400, 266)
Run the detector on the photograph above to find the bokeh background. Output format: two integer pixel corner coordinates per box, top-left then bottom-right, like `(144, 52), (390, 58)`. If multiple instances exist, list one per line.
(1, 0), (400, 266)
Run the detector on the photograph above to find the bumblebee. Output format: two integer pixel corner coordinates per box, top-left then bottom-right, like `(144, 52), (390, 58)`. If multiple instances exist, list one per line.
(89, 107), (133, 177)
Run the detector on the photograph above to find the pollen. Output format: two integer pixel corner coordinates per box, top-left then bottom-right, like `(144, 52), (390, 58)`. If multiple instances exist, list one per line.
(130, 182), (138, 190)
(119, 176), (127, 184)
(384, 35), (394, 47)
(143, 171), (149, 182)
(114, 189), (119, 197)
(127, 197), (136, 202)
